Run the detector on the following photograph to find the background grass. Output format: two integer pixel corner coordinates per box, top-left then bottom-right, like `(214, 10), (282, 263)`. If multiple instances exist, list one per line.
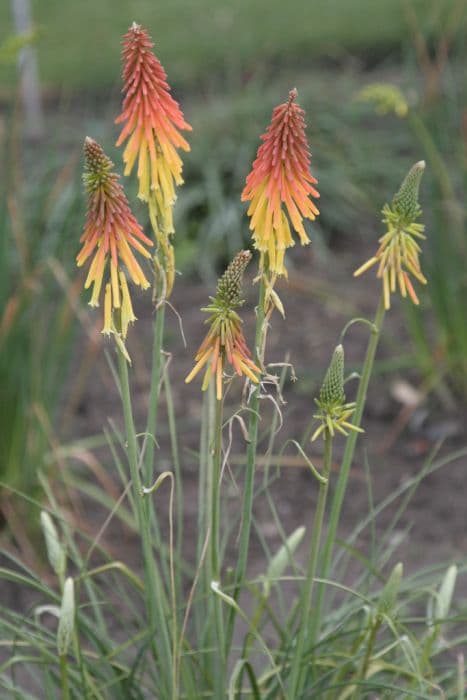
(0, 0), (466, 90)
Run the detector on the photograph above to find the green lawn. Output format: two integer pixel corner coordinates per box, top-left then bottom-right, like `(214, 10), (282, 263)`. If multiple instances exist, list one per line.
(1, 0), (464, 90)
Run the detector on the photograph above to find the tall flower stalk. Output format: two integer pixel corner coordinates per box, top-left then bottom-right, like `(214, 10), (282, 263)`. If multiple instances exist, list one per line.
(77, 136), (173, 695)
(115, 23), (191, 482)
(186, 251), (258, 692)
(288, 346), (360, 697)
(226, 90), (319, 653)
(310, 161), (427, 652)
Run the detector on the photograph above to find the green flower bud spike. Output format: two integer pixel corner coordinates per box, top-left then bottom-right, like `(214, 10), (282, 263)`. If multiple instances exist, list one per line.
(215, 250), (252, 309)
(311, 344), (364, 442)
(319, 344), (345, 408)
(392, 161), (425, 224)
(40, 511), (66, 583)
(57, 578), (75, 657)
(377, 562), (403, 620)
(354, 161), (427, 310)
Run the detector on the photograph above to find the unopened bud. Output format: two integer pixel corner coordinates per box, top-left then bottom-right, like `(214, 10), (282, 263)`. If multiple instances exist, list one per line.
(57, 578), (75, 656)
(377, 562), (403, 618)
(216, 250), (252, 307)
(83, 137), (113, 191)
(40, 511), (66, 581)
(320, 344), (345, 408)
(392, 160), (425, 223)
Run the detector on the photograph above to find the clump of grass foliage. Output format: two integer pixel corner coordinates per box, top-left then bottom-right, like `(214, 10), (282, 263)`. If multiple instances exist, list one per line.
(0, 39), (85, 531)
(1, 22), (467, 700)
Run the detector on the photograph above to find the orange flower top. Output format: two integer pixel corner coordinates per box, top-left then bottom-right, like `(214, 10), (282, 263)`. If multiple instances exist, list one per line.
(241, 89), (319, 276)
(77, 137), (153, 337)
(115, 23), (192, 235)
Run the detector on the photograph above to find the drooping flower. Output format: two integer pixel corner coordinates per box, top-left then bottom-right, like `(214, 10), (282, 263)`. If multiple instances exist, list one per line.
(77, 137), (153, 338)
(115, 23), (192, 244)
(311, 345), (363, 442)
(241, 89), (319, 276)
(354, 161), (427, 310)
(185, 251), (261, 400)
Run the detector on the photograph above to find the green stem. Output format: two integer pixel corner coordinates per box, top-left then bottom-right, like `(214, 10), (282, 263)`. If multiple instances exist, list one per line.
(143, 289), (172, 594)
(59, 654), (70, 700)
(145, 297), (166, 482)
(352, 618), (381, 700)
(212, 396), (226, 696)
(287, 430), (333, 698)
(225, 276), (266, 655)
(163, 366), (184, 595)
(310, 295), (385, 647)
(117, 348), (173, 697)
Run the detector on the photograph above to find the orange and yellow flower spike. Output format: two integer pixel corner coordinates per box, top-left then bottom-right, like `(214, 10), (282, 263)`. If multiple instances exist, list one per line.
(77, 137), (153, 338)
(241, 89), (319, 276)
(185, 251), (261, 400)
(354, 161), (427, 310)
(115, 23), (192, 295)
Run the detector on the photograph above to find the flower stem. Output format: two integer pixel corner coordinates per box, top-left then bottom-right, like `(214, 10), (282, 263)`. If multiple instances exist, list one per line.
(287, 430), (333, 698)
(352, 618), (381, 700)
(224, 275), (266, 655)
(145, 296), (166, 482)
(309, 295), (385, 647)
(59, 655), (70, 700)
(117, 347), (173, 697)
(211, 396), (226, 695)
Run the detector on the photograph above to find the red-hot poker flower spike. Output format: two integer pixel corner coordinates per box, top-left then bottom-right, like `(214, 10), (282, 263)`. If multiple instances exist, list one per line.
(115, 23), (192, 236)
(77, 137), (153, 337)
(241, 89), (319, 276)
(185, 251), (261, 400)
(354, 161), (427, 310)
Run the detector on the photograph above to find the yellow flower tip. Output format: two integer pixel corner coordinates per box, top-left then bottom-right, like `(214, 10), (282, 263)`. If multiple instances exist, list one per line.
(102, 283), (113, 334)
(354, 257), (378, 277)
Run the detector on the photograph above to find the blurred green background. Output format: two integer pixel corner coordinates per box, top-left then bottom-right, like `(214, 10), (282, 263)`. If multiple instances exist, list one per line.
(0, 0), (466, 516)
(1, 0), (464, 90)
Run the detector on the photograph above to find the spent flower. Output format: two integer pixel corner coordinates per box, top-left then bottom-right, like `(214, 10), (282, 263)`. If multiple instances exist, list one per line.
(77, 137), (153, 338)
(311, 345), (363, 442)
(242, 89), (319, 276)
(185, 251), (261, 400)
(354, 161), (427, 310)
(115, 23), (192, 294)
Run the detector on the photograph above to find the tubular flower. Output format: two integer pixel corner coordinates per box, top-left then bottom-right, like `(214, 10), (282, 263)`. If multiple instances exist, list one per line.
(115, 23), (191, 265)
(241, 89), (319, 276)
(311, 345), (363, 442)
(354, 161), (427, 310)
(77, 137), (153, 338)
(185, 251), (261, 400)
